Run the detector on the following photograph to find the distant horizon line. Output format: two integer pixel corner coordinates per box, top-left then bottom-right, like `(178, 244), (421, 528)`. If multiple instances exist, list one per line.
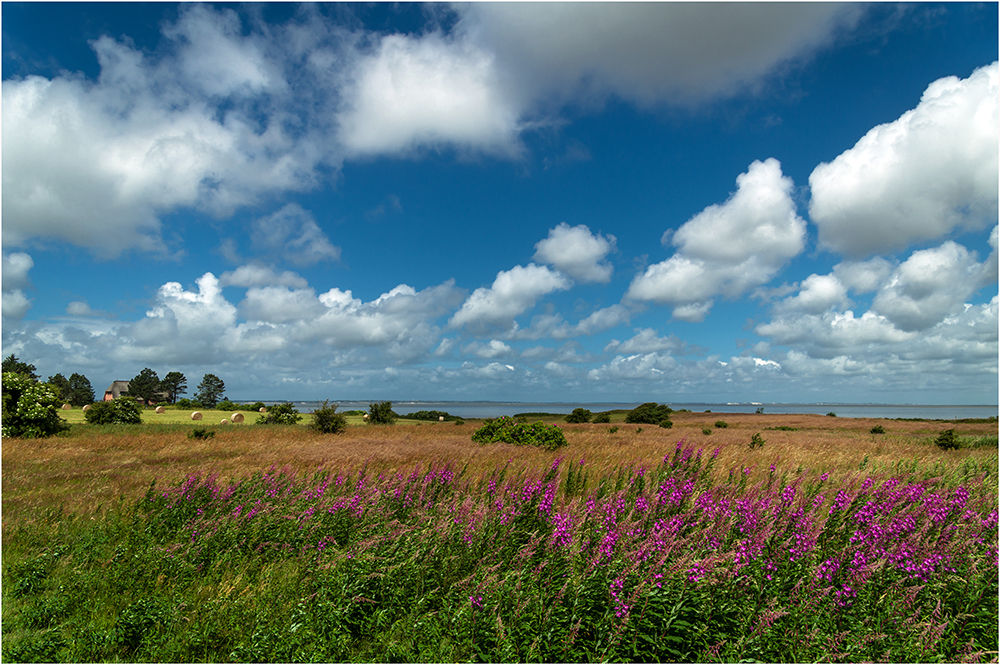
(226, 399), (999, 408)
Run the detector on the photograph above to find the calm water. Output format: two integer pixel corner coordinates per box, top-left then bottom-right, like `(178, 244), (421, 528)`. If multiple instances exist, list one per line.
(243, 400), (998, 421)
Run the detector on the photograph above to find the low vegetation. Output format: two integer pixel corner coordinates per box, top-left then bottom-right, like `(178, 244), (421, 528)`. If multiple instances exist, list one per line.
(472, 416), (568, 451)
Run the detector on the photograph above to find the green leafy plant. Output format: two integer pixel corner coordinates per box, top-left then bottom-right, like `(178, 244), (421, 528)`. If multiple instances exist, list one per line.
(870, 425), (886, 434)
(367, 401), (397, 425)
(609, 426), (619, 434)
(83, 397), (143, 426)
(310, 401), (348, 434)
(1, 372), (70, 438)
(194, 374), (226, 409)
(702, 428), (712, 435)
(471, 416), (567, 451)
(188, 427), (216, 440)
(714, 420), (729, 429)
(565, 408), (592, 424)
(256, 402), (302, 425)
(592, 412), (611, 423)
(827, 412), (837, 417)
(749, 432), (766, 450)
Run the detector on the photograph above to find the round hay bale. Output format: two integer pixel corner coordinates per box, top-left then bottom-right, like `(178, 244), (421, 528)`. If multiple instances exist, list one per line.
(155, 406), (166, 414)
(62, 403), (72, 410)
(231, 413), (244, 424)
(439, 416), (445, 422)
(221, 419), (229, 425)
(82, 404), (91, 412)
(191, 411), (203, 421)
(259, 407), (267, 413)
(363, 413), (369, 420)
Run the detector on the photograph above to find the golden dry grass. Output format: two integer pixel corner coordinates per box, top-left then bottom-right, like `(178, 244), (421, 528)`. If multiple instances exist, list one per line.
(3, 413), (996, 521)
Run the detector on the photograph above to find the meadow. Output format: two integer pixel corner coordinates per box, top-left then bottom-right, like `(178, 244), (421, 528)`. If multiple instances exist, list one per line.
(2, 409), (997, 662)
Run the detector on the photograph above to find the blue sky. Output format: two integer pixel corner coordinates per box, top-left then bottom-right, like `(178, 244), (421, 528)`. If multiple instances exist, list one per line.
(2, 2), (997, 404)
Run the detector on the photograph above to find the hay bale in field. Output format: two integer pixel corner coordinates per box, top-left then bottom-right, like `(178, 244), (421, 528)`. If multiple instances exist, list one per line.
(259, 407), (267, 413)
(221, 419), (229, 425)
(363, 413), (369, 420)
(231, 413), (244, 423)
(82, 404), (91, 412)
(155, 406), (166, 414)
(62, 403), (72, 410)
(191, 411), (203, 421)
(439, 416), (445, 422)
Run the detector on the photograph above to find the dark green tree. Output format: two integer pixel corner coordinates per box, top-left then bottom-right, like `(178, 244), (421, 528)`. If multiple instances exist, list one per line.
(565, 408), (592, 423)
(159, 371), (187, 404)
(367, 401), (397, 425)
(2, 354), (38, 380)
(67, 373), (95, 406)
(625, 402), (673, 427)
(195, 374), (226, 409)
(126, 368), (160, 405)
(310, 401), (347, 434)
(47, 373), (71, 401)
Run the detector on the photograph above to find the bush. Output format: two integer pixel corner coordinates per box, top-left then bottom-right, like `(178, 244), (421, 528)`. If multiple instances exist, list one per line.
(175, 398), (202, 409)
(714, 420), (729, 429)
(84, 397), (143, 426)
(592, 412), (611, 423)
(827, 412), (838, 417)
(367, 401), (397, 425)
(1, 372), (69, 438)
(256, 402), (302, 425)
(749, 433), (766, 450)
(243, 402), (267, 412)
(565, 408), (592, 424)
(625, 402), (672, 427)
(870, 425), (886, 434)
(471, 416), (568, 451)
(216, 400), (238, 412)
(188, 427), (215, 440)
(702, 428), (712, 435)
(935, 429), (960, 450)
(407, 410), (457, 422)
(310, 401), (348, 434)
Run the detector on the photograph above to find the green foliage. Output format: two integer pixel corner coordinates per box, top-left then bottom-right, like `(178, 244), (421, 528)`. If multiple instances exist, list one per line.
(565, 408), (592, 423)
(194, 374), (226, 409)
(188, 427), (216, 440)
(367, 401), (397, 425)
(159, 372), (187, 404)
(256, 402), (302, 426)
(310, 401), (348, 434)
(827, 412), (838, 417)
(714, 420), (729, 429)
(935, 429), (960, 450)
(174, 398), (202, 409)
(702, 428), (712, 435)
(592, 412), (612, 423)
(47, 373), (71, 401)
(870, 425), (886, 434)
(625, 402), (673, 427)
(766, 425), (798, 431)
(407, 410), (457, 422)
(343, 409), (365, 416)
(84, 397), (143, 426)
(1, 372), (69, 438)
(749, 432), (766, 450)
(215, 399), (239, 412)
(126, 368), (161, 405)
(609, 426), (619, 434)
(2, 354), (39, 380)
(471, 416), (568, 451)
(755, 407), (765, 414)
(67, 373), (95, 406)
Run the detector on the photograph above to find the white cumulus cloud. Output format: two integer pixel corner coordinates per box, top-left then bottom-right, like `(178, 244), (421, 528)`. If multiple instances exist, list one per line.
(450, 264), (571, 334)
(810, 61), (999, 257)
(626, 158), (807, 320)
(533, 223), (616, 283)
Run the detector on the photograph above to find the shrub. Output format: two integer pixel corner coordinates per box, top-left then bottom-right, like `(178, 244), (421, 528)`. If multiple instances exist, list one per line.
(827, 412), (837, 417)
(84, 397), (143, 426)
(935, 429), (960, 450)
(609, 426), (619, 433)
(714, 420), (729, 429)
(310, 401), (348, 434)
(367, 401), (397, 425)
(256, 402), (302, 425)
(471, 416), (567, 451)
(592, 412), (611, 423)
(1, 372), (69, 438)
(216, 400), (239, 412)
(188, 427), (215, 440)
(870, 425), (886, 434)
(175, 398), (202, 409)
(702, 428), (712, 435)
(243, 402), (267, 412)
(749, 432), (766, 450)
(625, 402), (672, 427)
(565, 408), (592, 424)
(407, 410), (457, 422)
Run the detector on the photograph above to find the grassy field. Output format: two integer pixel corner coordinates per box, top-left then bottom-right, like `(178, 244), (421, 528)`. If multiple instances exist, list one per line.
(2, 410), (997, 661)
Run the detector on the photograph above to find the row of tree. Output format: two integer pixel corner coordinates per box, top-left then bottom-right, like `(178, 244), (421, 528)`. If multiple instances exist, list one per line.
(1, 355), (227, 410)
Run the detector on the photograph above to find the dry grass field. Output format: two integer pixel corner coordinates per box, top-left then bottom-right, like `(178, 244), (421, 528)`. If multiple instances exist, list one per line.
(3, 410), (995, 520)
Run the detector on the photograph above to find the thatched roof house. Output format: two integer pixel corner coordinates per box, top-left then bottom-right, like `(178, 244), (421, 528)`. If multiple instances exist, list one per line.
(104, 381), (131, 401)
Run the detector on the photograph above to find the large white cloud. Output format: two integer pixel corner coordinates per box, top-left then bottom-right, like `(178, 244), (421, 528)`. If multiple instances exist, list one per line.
(1, 252), (34, 319)
(533, 223), (616, 283)
(810, 62), (999, 257)
(626, 158), (807, 321)
(336, 31), (522, 157)
(450, 264), (571, 334)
